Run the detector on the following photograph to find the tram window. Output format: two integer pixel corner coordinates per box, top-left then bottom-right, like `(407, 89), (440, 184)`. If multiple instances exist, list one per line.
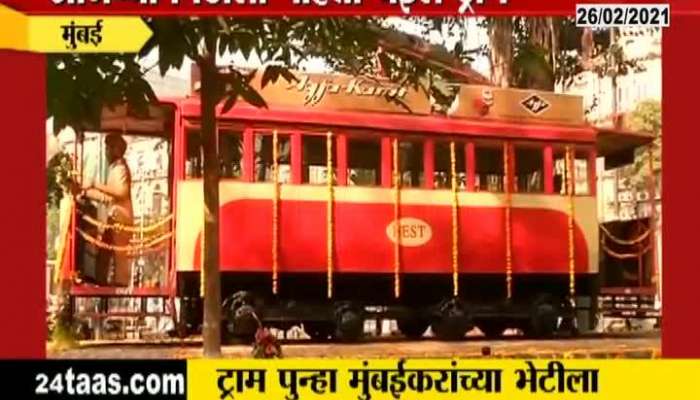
(185, 129), (243, 180)
(254, 133), (291, 183)
(575, 150), (590, 195)
(434, 142), (466, 190)
(474, 145), (504, 192)
(302, 134), (336, 185)
(219, 129), (243, 179)
(553, 149), (590, 195)
(185, 131), (203, 179)
(347, 138), (380, 186)
(398, 141), (424, 188)
(514, 146), (544, 193)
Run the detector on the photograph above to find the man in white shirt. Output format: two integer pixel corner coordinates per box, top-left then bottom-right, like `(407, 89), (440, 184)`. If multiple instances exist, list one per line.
(72, 133), (134, 287)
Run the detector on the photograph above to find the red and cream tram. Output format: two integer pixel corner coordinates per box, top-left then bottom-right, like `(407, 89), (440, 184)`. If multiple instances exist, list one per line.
(56, 70), (656, 341)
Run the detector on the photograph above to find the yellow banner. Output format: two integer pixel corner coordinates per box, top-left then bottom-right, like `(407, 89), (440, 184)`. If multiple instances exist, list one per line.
(0, 5), (151, 53)
(189, 358), (700, 400)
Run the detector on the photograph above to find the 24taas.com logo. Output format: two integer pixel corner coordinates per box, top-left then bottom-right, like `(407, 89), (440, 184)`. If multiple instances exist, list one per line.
(35, 369), (185, 396)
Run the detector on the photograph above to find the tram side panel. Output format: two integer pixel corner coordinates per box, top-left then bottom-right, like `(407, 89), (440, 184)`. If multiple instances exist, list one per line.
(175, 181), (597, 307)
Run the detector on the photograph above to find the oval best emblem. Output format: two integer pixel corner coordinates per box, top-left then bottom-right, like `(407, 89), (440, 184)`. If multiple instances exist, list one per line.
(386, 218), (433, 247)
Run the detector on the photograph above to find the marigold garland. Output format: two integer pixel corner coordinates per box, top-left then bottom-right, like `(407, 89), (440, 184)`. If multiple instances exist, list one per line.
(566, 146), (576, 301)
(393, 138), (401, 299)
(272, 130), (280, 295)
(600, 224), (651, 246)
(326, 131), (335, 299)
(503, 143), (513, 300)
(450, 141), (460, 298)
(78, 212), (173, 234)
(601, 241), (652, 259)
(76, 229), (173, 253)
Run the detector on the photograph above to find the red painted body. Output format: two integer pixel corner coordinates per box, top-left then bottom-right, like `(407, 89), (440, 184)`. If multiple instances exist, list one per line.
(187, 195), (589, 275)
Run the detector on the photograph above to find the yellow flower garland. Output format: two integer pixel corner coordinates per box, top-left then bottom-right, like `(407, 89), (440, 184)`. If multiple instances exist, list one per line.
(503, 143), (513, 300)
(78, 212), (173, 234)
(450, 142), (459, 297)
(566, 146), (576, 301)
(326, 131), (335, 299)
(272, 130), (280, 295)
(76, 229), (173, 253)
(393, 138), (401, 299)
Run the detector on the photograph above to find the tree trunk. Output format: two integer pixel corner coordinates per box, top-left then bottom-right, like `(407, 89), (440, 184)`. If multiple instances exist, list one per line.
(488, 18), (514, 88)
(199, 53), (222, 358)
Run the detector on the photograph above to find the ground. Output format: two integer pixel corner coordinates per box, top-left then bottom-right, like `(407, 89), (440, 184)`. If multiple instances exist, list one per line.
(48, 331), (660, 359)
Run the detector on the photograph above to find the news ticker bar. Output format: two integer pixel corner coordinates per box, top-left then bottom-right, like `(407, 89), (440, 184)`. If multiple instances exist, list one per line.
(0, 359), (699, 400)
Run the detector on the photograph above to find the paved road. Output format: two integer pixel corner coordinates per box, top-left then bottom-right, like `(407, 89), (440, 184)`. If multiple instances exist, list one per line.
(49, 331), (660, 359)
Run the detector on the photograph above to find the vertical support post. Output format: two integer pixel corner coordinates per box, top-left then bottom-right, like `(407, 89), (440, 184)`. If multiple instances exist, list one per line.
(381, 136), (393, 188)
(507, 143), (516, 193)
(272, 131), (280, 295)
(336, 133), (348, 186)
(588, 148), (597, 196)
(450, 142), (460, 298)
(169, 107), (183, 299)
(503, 142), (513, 300)
(291, 132), (302, 185)
(465, 142), (475, 192)
(423, 139), (435, 189)
(70, 139), (79, 282)
(243, 128), (254, 182)
(544, 145), (554, 194)
(393, 138), (401, 299)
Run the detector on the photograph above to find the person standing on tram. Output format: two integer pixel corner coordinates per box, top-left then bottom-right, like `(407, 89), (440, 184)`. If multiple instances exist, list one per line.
(71, 133), (134, 287)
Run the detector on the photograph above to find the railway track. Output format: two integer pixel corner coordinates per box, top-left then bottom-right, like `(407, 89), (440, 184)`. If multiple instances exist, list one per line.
(48, 330), (660, 359)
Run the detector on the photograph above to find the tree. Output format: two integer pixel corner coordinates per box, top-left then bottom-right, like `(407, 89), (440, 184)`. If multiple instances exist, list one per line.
(482, 18), (641, 92)
(144, 17), (492, 357)
(628, 100), (662, 193)
(48, 17), (480, 357)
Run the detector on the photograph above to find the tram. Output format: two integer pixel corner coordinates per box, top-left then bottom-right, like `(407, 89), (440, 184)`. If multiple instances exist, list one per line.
(53, 69), (656, 341)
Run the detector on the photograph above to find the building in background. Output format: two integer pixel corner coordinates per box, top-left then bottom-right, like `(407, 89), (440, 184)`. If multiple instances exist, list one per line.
(561, 27), (662, 302)
(560, 27), (661, 220)
(560, 27), (661, 127)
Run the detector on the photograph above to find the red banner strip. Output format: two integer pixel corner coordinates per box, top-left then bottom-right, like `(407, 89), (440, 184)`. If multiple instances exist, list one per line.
(1, 0), (697, 16)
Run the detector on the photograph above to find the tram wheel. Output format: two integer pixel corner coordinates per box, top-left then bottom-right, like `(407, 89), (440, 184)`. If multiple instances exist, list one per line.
(526, 295), (560, 339)
(478, 320), (507, 339)
(223, 291), (260, 344)
(175, 297), (201, 338)
(334, 303), (364, 342)
(304, 321), (334, 341)
(397, 318), (429, 339)
(431, 298), (472, 341)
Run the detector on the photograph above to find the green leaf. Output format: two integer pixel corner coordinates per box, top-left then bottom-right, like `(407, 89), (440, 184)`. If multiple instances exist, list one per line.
(221, 93), (239, 115)
(261, 64), (281, 89)
(239, 83), (267, 109)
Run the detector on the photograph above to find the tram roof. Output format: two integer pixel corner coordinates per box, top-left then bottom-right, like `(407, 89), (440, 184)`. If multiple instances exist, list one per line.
(94, 71), (655, 162)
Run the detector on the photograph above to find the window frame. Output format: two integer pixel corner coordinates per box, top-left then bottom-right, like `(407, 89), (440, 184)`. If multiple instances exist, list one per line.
(512, 140), (547, 195)
(549, 143), (597, 197)
(471, 139), (508, 194)
(344, 132), (385, 188)
(179, 120), (598, 196)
